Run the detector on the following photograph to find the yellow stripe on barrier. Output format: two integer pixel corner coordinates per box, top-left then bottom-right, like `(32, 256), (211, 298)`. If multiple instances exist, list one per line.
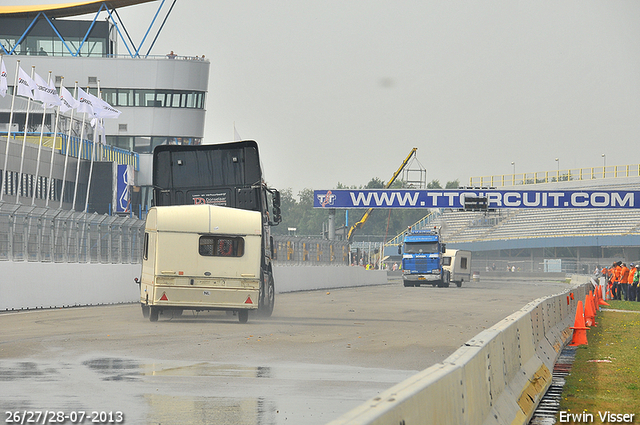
(515, 364), (551, 423)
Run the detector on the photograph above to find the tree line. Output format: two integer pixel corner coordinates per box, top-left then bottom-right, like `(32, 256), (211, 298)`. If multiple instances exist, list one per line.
(271, 178), (460, 240)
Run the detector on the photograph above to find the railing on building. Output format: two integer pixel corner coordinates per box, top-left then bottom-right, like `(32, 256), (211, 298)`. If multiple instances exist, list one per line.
(1, 133), (139, 170)
(0, 202), (144, 264)
(59, 134), (139, 171)
(385, 210), (439, 247)
(470, 164), (640, 187)
(272, 235), (350, 265)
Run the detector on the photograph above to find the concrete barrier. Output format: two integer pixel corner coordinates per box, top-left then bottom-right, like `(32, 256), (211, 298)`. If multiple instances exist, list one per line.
(327, 281), (592, 425)
(0, 262), (140, 310)
(273, 265), (388, 293)
(0, 262), (388, 311)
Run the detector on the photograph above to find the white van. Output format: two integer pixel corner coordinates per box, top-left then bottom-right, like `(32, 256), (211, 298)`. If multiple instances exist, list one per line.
(139, 204), (263, 323)
(442, 249), (472, 287)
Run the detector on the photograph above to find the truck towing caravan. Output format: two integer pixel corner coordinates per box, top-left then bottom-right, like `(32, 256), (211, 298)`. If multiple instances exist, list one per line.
(399, 228), (450, 287)
(138, 141), (281, 322)
(399, 227), (471, 288)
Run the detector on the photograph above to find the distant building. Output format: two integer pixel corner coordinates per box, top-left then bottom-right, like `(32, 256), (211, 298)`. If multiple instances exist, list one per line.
(0, 0), (209, 214)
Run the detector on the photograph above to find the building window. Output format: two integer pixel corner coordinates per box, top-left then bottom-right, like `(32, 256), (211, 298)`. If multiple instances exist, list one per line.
(98, 88), (206, 109)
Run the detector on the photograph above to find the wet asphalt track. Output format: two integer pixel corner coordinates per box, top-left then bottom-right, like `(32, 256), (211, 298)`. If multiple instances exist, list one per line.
(0, 277), (571, 424)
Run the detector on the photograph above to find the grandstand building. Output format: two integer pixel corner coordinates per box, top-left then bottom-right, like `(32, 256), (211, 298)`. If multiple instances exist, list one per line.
(383, 167), (640, 274)
(438, 174), (640, 274)
(0, 0), (209, 214)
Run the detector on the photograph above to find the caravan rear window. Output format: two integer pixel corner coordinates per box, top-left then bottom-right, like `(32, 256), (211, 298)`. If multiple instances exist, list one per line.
(199, 236), (245, 257)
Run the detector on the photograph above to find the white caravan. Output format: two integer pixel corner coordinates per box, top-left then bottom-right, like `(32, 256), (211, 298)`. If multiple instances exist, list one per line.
(442, 249), (472, 288)
(139, 204), (263, 323)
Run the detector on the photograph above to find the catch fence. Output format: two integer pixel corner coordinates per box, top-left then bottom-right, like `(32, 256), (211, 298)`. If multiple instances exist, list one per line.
(0, 202), (144, 264)
(272, 235), (350, 265)
(0, 205), (349, 267)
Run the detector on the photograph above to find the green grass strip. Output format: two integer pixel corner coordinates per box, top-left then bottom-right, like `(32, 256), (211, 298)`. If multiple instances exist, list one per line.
(558, 300), (640, 422)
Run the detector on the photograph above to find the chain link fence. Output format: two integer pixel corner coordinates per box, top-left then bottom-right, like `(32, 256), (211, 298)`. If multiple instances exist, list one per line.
(0, 202), (144, 264)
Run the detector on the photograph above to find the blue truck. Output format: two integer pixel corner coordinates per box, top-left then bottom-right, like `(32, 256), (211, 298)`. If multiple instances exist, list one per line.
(399, 228), (451, 287)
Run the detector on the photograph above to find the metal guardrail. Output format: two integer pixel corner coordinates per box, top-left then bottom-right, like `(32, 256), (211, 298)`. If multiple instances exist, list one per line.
(470, 164), (640, 187)
(0, 202), (144, 264)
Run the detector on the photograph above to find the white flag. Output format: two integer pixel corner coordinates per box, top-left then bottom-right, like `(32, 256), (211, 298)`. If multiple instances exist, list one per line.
(59, 86), (79, 113)
(88, 91), (121, 119)
(0, 59), (7, 98)
(76, 86), (95, 115)
(77, 86), (122, 120)
(33, 72), (61, 107)
(94, 97), (122, 119)
(17, 66), (37, 99)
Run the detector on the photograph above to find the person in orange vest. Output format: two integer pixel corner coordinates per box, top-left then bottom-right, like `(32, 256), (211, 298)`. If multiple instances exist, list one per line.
(620, 262), (629, 301)
(612, 261), (622, 300)
(628, 263), (637, 302)
(604, 265), (613, 300)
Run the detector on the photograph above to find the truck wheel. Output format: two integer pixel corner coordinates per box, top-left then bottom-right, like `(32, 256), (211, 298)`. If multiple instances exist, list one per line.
(141, 304), (150, 318)
(443, 271), (451, 287)
(238, 310), (249, 323)
(258, 272), (275, 317)
(403, 280), (413, 287)
(149, 306), (159, 322)
(456, 279), (463, 288)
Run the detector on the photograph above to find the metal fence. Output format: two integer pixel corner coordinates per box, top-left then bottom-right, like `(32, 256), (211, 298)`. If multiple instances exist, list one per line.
(273, 235), (350, 265)
(0, 204), (351, 266)
(469, 163), (640, 187)
(0, 202), (144, 263)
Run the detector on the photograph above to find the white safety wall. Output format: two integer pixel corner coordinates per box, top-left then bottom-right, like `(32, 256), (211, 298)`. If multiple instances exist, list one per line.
(0, 262), (387, 310)
(327, 277), (593, 425)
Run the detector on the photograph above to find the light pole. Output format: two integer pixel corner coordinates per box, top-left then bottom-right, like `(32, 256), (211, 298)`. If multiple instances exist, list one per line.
(555, 158), (559, 180)
(511, 161), (515, 185)
(602, 153), (606, 178)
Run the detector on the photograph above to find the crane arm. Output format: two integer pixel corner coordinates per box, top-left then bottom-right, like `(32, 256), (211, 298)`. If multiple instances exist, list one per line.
(347, 148), (418, 242)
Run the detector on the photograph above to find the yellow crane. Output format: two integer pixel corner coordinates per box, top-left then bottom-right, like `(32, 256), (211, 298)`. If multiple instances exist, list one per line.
(346, 148), (418, 242)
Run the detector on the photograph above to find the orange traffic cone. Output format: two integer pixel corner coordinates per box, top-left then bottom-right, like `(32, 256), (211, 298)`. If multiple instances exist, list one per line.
(596, 286), (610, 307)
(584, 294), (596, 327)
(569, 300), (589, 346)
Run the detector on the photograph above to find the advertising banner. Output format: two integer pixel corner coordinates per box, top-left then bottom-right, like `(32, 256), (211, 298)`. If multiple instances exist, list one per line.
(313, 189), (640, 209)
(116, 164), (132, 213)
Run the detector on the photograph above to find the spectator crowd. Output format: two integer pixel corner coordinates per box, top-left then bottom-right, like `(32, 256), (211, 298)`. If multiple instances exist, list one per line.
(599, 261), (639, 301)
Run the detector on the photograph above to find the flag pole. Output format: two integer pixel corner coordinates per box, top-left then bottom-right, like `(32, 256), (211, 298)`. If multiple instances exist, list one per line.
(46, 76), (63, 208)
(84, 82), (100, 213)
(1, 59), (20, 202)
(16, 65), (36, 204)
(32, 71), (52, 205)
(59, 82), (77, 209)
(71, 92), (88, 212)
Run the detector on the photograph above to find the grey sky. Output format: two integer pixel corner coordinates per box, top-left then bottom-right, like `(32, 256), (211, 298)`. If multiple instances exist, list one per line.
(7, 1), (640, 196)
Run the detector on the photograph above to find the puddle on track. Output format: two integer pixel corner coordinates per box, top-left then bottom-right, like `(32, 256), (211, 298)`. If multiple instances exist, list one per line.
(0, 356), (417, 425)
